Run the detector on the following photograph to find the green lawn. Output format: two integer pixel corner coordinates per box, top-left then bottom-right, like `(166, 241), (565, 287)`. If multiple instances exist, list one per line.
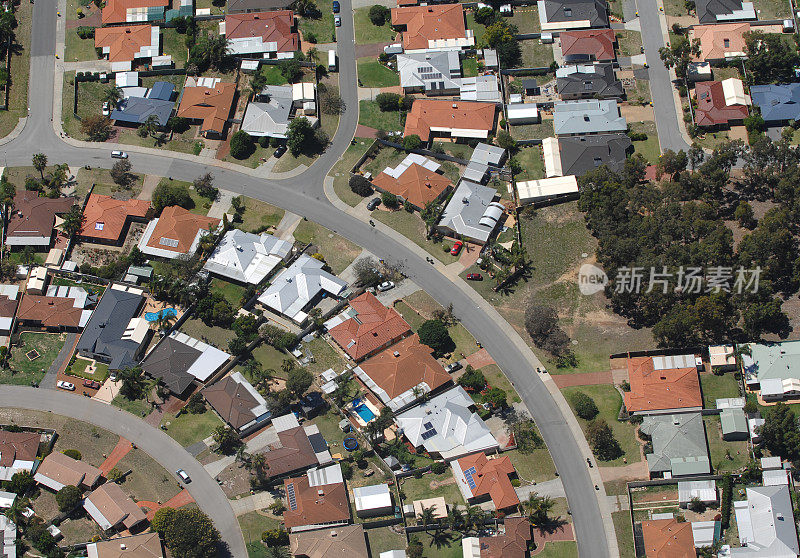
(73, 166), (145, 200)
(180, 318), (236, 351)
(414, 531), (462, 558)
(259, 64), (290, 86)
(400, 471), (464, 507)
(508, 6), (542, 31)
(520, 39), (554, 68)
(238, 511), (283, 548)
(162, 28), (188, 69)
(536, 541), (579, 558)
(466, 13), (487, 44)
(562, 384), (642, 466)
(664, 0), (689, 16)
(160, 408), (224, 447)
(361, 144), (408, 177)
(704, 415), (750, 472)
(482, 364), (522, 404)
(246, 342), (290, 379)
(460, 57), (478, 78)
(357, 58), (400, 88)
(65, 25), (100, 62)
(0, 0), (32, 138)
(505, 446), (557, 483)
(354, 8), (397, 44)
(304, 337), (350, 376)
(237, 196), (285, 233)
(271, 110), (341, 174)
(210, 278), (248, 309)
(64, 357), (109, 382)
(331, 139), (374, 207)
(359, 100), (404, 132)
(513, 146), (546, 181)
(224, 143), (274, 170)
(299, 0), (335, 44)
(509, 119), (554, 141)
(293, 219), (362, 274)
(4, 332), (66, 386)
(700, 373), (741, 409)
(112, 394), (152, 417)
(630, 121), (661, 164)
(365, 526), (407, 556)
(613, 511), (636, 558)
(616, 31), (643, 58)
(153, 178), (211, 216)
(372, 209), (460, 264)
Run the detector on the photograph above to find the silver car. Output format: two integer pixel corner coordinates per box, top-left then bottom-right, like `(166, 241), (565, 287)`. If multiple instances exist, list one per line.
(56, 380), (75, 391)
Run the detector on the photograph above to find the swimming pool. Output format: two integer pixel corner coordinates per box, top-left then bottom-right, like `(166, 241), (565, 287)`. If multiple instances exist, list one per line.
(352, 397), (376, 422)
(144, 307), (177, 322)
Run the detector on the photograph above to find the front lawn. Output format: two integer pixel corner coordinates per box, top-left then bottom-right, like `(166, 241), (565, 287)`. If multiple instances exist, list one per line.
(504, 447), (557, 483)
(613, 510), (636, 558)
(357, 58), (399, 88)
(372, 209), (460, 264)
(112, 394), (152, 417)
(700, 372), (741, 409)
(239, 511), (282, 547)
(299, 0), (335, 44)
(65, 24), (101, 62)
(331, 139), (374, 207)
(537, 541), (579, 558)
(270, 106), (341, 173)
(114, 447), (182, 504)
(64, 357), (110, 382)
(160, 408), (224, 447)
(0, 0), (32, 138)
(359, 100), (404, 132)
(394, 299), (477, 362)
(361, 145), (408, 177)
(5, 332), (66, 386)
(630, 121), (661, 164)
(236, 196), (285, 233)
(293, 219), (362, 274)
(354, 8), (397, 44)
(616, 31), (643, 58)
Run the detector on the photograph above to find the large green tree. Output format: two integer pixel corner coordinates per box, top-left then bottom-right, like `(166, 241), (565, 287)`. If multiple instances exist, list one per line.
(418, 319), (454, 356)
(758, 403), (800, 460)
(152, 507), (221, 558)
(745, 31), (800, 84)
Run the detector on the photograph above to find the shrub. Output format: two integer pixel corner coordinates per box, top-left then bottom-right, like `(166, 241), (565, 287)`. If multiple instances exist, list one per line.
(720, 473), (733, 529)
(262, 528), (289, 547)
(570, 391), (599, 420)
(403, 134), (422, 150)
(340, 460), (353, 479)
(369, 4), (390, 25)
(431, 462), (446, 474)
(186, 392), (206, 414)
(376, 92), (401, 112)
(628, 131), (648, 141)
(229, 130), (254, 160)
(381, 191), (398, 208)
(62, 449), (82, 460)
(349, 174), (373, 196)
(56, 485), (82, 512)
(152, 181), (192, 214)
(279, 59), (303, 83)
(305, 31), (317, 43)
(76, 26), (95, 39)
(418, 319), (454, 355)
(474, 6), (496, 24)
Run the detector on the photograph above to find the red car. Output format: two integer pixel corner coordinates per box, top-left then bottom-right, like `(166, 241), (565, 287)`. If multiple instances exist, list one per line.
(82, 379), (101, 390)
(450, 241), (463, 256)
(466, 273), (483, 281)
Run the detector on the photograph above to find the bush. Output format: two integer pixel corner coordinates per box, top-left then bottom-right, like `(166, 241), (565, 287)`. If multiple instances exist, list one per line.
(376, 92), (401, 112)
(349, 174), (373, 196)
(403, 134), (422, 150)
(262, 528), (289, 547)
(381, 191), (398, 208)
(418, 319), (454, 356)
(586, 418), (623, 461)
(62, 449), (82, 460)
(628, 131), (648, 141)
(305, 31), (318, 43)
(496, 130), (516, 150)
(570, 391), (599, 420)
(280, 59), (303, 83)
(107, 467), (124, 482)
(186, 392), (206, 414)
(431, 461), (446, 474)
(369, 4), (390, 25)
(340, 460), (353, 479)
(229, 130), (254, 160)
(56, 485), (82, 512)
(720, 473), (733, 529)
(152, 181), (193, 214)
(474, 6), (496, 24)
(76, 26), (95, 39)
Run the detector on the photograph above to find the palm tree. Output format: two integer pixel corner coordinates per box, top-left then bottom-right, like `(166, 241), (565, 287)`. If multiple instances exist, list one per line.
(104, 85), (123, 107)
(447, 503), (464, 532)
(31, 153), (47, 180)
(417, 505), (436, 532)
(143, 114), (160, 138)
(306, 47), (320, 65)
(521, 494), (555, 528)
(281, 358), (295, 375)
(465, 505), (484, 534)
(5, 497), (29, 528)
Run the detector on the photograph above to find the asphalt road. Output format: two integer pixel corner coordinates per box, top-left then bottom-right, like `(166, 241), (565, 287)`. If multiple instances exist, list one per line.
(15, 1), (613, 556)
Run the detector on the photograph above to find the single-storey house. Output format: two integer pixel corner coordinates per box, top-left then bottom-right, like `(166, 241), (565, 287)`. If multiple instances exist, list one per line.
(221, 11), (299, 58)
(391, 4), (474, 53)
(137, 205), (220, 260)
(640, 412), (710, 478)
(452, 452), (519, 511)
(694, 79), (750, 128)
(553, 99), (626, 136)
(371, 153), (452, 210)
(695, 0), (755, 24)
(751, 83), (800, 124)
(283, 463), (349, 532)
(732, 485), (799, 556)
(202, 371), (272, 435)
(176, 77), (237, 138)
(79, 194), (152, 245)
(35, 452), (102, 491)
(560, 28), (616, 62)
(328, 291), (411, 362)
(6, 192), (76, 250)
(436, 179), (504, 244)
(404, 99), (496, 143)
(0, 430), (40, 481)
(203, 228), (292, 285)
(353, 483), (394, 518)
(289, 525), (369, 558)
(94, 25), (162, 72)
(624, 354), (702, 415)
(84, 483), (148, 532)
(556, 63), (623, 100)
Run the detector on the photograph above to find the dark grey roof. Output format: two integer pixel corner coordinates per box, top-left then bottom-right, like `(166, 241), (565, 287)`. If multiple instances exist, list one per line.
(141, 336), (202, 394)
(751, 84), (800, 122)
(695, 0), (752, 23)
(558, 133), (631, 177)
(521, 79), (539, 91)
(540, 0), (609, 27)
(557, 63), (624, 99)
(110, 97), (174, 126)
(226, 0), (294, 12)
(76, 288), (145, 370)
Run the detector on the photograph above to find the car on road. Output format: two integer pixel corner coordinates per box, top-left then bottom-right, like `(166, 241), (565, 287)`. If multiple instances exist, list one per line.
(366, 197), (381, 211)
(377, 281), (394, 292)
(332, 1), (340, 12)
(450, 241), (463, 256)
(334, 14), (341, 26)
(110, 150), (128, 159)
(56, 380), (75, 391)
(82, 379), (101, 390)
(176, 469), (192, 483)
(102, 101), (110, 116)
(273, 144), (287, 158)
(466, 273), (483, 281)
(444, 361), (462, 373)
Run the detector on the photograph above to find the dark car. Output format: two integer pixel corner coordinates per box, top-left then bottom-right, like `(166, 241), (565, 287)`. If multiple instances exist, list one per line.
(332, 1), (340, 12)
(466, 273), (483, 281)
(273, 144), (287, 158)
(82, 379), (101, 390)
(366, 197), (381, 211)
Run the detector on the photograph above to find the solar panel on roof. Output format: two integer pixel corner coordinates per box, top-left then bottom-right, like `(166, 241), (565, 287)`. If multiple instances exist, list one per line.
(421, 428), (437, 440)
(287, 483), (297, 510)
(423, 422), (433, 430)
(464, 466), (477, 490)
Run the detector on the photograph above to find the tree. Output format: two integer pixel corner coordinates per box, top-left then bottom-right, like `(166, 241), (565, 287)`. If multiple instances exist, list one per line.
(524, 303), (571, 355)
(496, 129), (516, 150)
(32, 153), (47, 180)
(80, 115), (113, 141)
(407, 537), (424, 558)
(55, 485), (81, 512)
(193, 173), (219, 200)
(418, 319), (453, 355)
(319, 84), (345, 115)
(735, 201), (756, 229)
(688, 496), (707, 513)
(168, 116), (191, 133)
(152, 507), (221, 558)
(5, 495), (29, 527)
(457, 365), (486, 391)
(262, 527), (289, 547)
(229, 130), (254, 160)
(61, 205), (85, 237)
(417, 505), (436, 532)
(480, 20), (520, 67)
(375, 92), (401, 112)
(279, 59), (303, 83)
(104, 85), (123, 106)
(522, 494), (555, 527)
(119, 366), (148, 400)
(659, 36), (701, 79)
(745, 31), (800, 84)
(349, 175), (373, 196)
(259, 324), (297, 350)
(186, 392), (206, 414)
(0, 176), (15, 209)
(474, 6), (496, 24)
(570, 391), (599, 420)
(403, 134), (422, 150)
(152, 181), (193, 214)
(484, 387), (507, 408)
(758, 403), (800, 460)
(381, 191), (398, 208)
(353, 256), (381, 286)
(189, 34), (231, 72)
(586, 418), (623, 461)
(110, 159), (133, 187)
(6, 471), (34, 495)
(286, 117), (314, 157)
(368, 4), (390, 25)
(213, 425), (242, 455)
(286, 367), (313, 398)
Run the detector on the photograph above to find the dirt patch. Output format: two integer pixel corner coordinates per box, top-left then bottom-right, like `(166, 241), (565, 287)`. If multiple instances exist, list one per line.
(619, 104), (655, 121)
(71, 222), (147, 266)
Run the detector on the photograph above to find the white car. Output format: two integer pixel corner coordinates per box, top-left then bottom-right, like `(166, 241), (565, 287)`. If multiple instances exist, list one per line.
(102, 101), (110, 116)
(56, 380), (75, 391)
(110, 150), (128, 159)
(176, 469), (192, 483)
(377, 281), (395, 292)
(334, 14), (341, 26)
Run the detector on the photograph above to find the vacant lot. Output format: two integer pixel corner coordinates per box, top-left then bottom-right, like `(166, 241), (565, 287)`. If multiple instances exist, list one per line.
(372, 209), (461, 264)
(293, 219), (362, 274)
(520, 39), (554, 68)
(114, 447), (183, 504)
(5, 332), (66, 386)
(616, 31), (643, 58)
(359, 100), (404, 132)
(0, 0), (32, 138)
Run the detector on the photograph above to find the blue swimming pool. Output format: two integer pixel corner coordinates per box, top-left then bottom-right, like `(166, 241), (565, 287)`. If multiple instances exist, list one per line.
(144, 307), (177, 322)
(352, 398), (376, 422)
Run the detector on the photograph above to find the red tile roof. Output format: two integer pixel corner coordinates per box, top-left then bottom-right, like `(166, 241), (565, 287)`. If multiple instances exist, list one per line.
(560, 29), (617, 61)
(17, 295), (85, 329)
(479, 517), (533, 558)
(329, 292), (411, 361)
(641, 518), (695, 558)
(0, 430), (40, 467)
(391, 4), (468, 51)
(145, 206), (220, 255)
(176, 82), (237, 135)
(225, 11), (299, 53)
(80, 194), (151, 243)
(371, 163), (451, 209)
(404, 99), (496, 142)
(282, 475), (350, 530)
(455, 452), (520, 510)
(94, 25), (154, 64)
(101, 0), (168, 25)
(624, 356), (702, 413)
(694, 80), (749, 126)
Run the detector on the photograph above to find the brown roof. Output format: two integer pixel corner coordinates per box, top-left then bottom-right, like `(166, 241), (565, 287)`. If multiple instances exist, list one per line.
(282, 475), (350, 530)
(290, 525), (368, 558)
(0, 430), (40, 467)
(145, 205), (220, 255)
(260, 426), (318, 480)
(404, 99), (496, 142)
(691, 23), (749, 61)
(0, 291), (19, 323)
(371, 163), (451, 209)
(641, 518), (695, 558)
(479, 517), (533, 558)
(176, 82), (237, 135)
(225, 11), (299, 53)
(36, 452), (102, 488)
(560, 29), (616, 61)
(85, 482), (148, 530)
(455, 452), (519, 510)
(202, 374), (264, 431)
(694, 81), (749, 126)
(357, 334), (451, 400)
(90, 533), (164, 558)
(94, 25), (154, 64)
(81, 194), (151, 243)
(101, 0), (168, 25)
(17, 294), (85, 328)
(391, 4), (468, 51)
(329, 292), (411, 361)
(624, 357), (703, 413)
(7, 192), (76, 241)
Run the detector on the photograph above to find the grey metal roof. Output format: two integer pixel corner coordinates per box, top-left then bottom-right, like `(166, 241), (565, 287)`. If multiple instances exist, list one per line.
(720, 408), (748, 434)
(226, 0), (294, 13)
(751, 84), (800, 123)
(557, 133), (631, 176)
(470, 142), (506, 166)
(538, 0), (609, 27)
(553, 99), (627, 136)
(459, 75), (501, 103)
(556, 63), (624, 99)
(640, 412), (710, 476)
(438, 180), (503, 243)
(240, 85), (294, 138)
(732, 485), (799, 557)
(397, 51), (461, 92)
(203, 228), (292, 284)
(75, 287), (145, 370)
(110, 96), (174, 126)
(695, 0), (755, 23)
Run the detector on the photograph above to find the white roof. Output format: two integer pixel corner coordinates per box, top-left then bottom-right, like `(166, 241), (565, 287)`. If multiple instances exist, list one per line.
(380, 552), (407, 558)
(652, 354), (696, 370)
(470, 143), (505, 166)
(715, 1), (756, 21)
(516, 175), (578, 205)
(553, 99), (627, 136)
(438, 180), (503, 243)
(116, 72), (139, 88)
(353, 483), (392, 511)
(83, 497), (114, 531)
(731, 485), (799, 557)
(0, 492), (15, 509)
(383, 153), (440, 179)
(762, 456), (782, 470)
(678, 480), (717, 504)
(462, 537), (481, 558)
(715, 397), (745, 409)
(691, 521), (718, 548)
(506, 103), (539, 121)
(169, 331), (231, 382)
(749, 417), (765, 439)
(204, 229), (291, 284)
(292, 82), (316, 102)
(542, 137), (563, 177)
(722, 78), (750, 106)
(397, 51), (461, 91)
(459, 75), (501, 103)
(272, 412), (301, 433)
(0, 516), (15, 558)
(763, 469), (790, 486)
(306, 463), (343, 487)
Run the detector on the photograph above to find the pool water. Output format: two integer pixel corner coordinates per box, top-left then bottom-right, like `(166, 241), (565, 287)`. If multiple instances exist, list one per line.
(144, 307), (178, 322)
(352, 398), (376, 422)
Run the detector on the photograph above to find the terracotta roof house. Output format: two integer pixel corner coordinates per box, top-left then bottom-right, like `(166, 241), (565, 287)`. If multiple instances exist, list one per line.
(86, 532), (165, 558)
(390, 4), (474, 52)
(641, 518), (696, 558)
(34, 452), (102, 491)
(404, 99), (496, 143)
(283, 467), (350, 531)
(17, 292), (94, 331)
(0, 285), (20, 338)
(694, 79), (750, 127)
(223, 11), (299, 57)
(176, 79), (237, 137)
(141, 331), (230, 395)
(371, 163), (451, 211)
(84, 483), (148, 532)
(80, 194), (151, 245)
(137, 205), (220, 260)
(354, 334), (451, 411)
(691, 23), (750, 63)
(463, 517), (533, 558)
(328, 292), (411, 362)
(0, 430), (40, 481)
(289, 525), (369, 558)
(94, 25), (160, 71)
(6, 192), (76, 249)
(451, 452), (520, 511)
(202, 371), (272, 434)
(624, 354), (702, 415)
(560, 28), (617, 62)
(101, 0), (169, 25)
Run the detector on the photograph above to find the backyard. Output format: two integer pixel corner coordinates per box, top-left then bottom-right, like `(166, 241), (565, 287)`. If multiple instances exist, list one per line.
(210, 278), (248, 309)
(700, 372), (741, 409)
(520, 39), (555, 68)
(509, 118), (554, 141)
(512, 146), (546, 181)
(180, 318), (236, 350)
(5, 332), (67, 386)
(704, 415), (750, 472)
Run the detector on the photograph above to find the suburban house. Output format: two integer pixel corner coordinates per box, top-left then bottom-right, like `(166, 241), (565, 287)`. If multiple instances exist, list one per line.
(694, 79), (750, 127)
(436, 179), (505, 244)
(543, 134), (632, 178)
(720, 407), (749, 440)
(390, 4), (474, 53)
(462, 517), (533, 558)
(750, 83), (800, 123)
(462, 142), (506, 184)
(695, 0), (755, 23)
(202, 371), (272, 435)
(94, 25), (162, 71)
(451, 452), (520, 511)
(640, 412), (711, 477)
(79, 194), (151, 245)
(137, 205), (221, 260)
(0, 285), (20, 340)
(34, 452), (102, 491)
(352, 484), (393, 518)
(109, 82), (175, 128)
(732, 485), (799, 556)
(516, 175), (580, 206)
(241, 85), (295, 138)
(289, 525), (369, 558)
(83, 483), (148, 532)
(559, 28), (617, 62)
(404, 99), (496, 143)
(203, 229), (292, 285)
(86, 533), (165, 558)
(5, 192), (76, 250)
(556, 63), (624, 100)
(394, 386), (499, 460)
(640, 518), (696, 558)
(176, 78), (237, 138)
(226, 0), (294, 13)
(254, 414), (333, 482)
(0, 430), (40, 481)
(282, 464), (350, 532)
(690, 23), (750, 63)
(537, 0), (609, 31)
(552, 99), (627, 136)
(371, 153), (451, 210)
(742, 340), (800, 401)
(101, 0), (168, 24)
(397, 51), (462, 95)
(327, 291), (412, 362)
(353, 334), (452, 411)
(0, 516), (15, 558)
(678, 480), (717, 507)
(624, 354), (703, 415)
(16, 287), (94, 331)
(76, 284), (150, 371)
(221, 11), (299, 58)
(709, 344), (737, 372)
(257, 255), (348, 324)
(140, 331), (231, 396)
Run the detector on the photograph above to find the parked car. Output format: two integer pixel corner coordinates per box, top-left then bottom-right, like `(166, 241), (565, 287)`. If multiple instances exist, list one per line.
(109, 372), (117, 382)
(332, 0), (340, 12)
(273, 144), (287, 158)
(110, 150), (128, 159)
(450, 241), (463, 256)
(102, 101), (110, 116)
(82, 379), (101, 390)
(176, 469), (192, 483)
(466, 273), (483, 281)
(334, 14), (341, 26)
(366, 197), (381, 211)
(377, 281), (395, 292)
(445, 361), (463, 373)
(56, 380), (75, 391)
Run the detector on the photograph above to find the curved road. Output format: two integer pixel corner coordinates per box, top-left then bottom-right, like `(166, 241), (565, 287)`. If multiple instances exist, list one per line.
(13, 1), (614, 556)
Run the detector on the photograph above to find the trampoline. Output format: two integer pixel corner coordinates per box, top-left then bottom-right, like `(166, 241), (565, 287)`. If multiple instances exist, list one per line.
(343, 436), (359, 451)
